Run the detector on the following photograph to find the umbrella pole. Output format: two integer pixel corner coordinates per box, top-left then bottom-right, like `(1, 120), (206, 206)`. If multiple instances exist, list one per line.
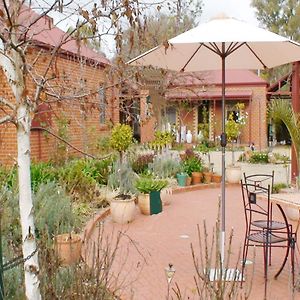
(220, 42), (226, 265)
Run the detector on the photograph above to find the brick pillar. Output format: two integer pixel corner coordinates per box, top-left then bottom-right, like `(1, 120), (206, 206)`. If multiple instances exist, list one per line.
(140, 89), (155, 143)
(291, 61), (300, 182)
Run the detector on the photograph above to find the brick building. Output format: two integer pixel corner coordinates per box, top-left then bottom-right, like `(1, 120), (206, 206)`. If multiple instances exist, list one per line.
(163, 70), (268, 149)
(0, 7), (119, 165)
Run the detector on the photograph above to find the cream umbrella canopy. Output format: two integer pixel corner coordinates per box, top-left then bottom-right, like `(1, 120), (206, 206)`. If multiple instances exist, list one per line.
(128, 15), (300, 262)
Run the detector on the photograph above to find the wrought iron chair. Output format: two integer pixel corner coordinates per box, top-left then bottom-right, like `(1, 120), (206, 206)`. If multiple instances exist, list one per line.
(240, 182), (295, 288)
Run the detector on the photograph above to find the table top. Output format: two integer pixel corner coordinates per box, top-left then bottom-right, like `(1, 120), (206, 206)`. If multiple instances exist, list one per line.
(271, 192), (300, 209)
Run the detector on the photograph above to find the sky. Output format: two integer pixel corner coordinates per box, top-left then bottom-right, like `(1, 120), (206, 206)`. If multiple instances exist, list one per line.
(38, 0), (259, 58)
(200, 0), (258, 25)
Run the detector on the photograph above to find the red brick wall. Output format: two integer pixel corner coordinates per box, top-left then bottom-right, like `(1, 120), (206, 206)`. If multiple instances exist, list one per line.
(0, 49), (118, 165)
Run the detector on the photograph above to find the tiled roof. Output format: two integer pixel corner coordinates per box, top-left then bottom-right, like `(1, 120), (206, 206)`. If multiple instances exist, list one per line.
(18, 5), (110, 66)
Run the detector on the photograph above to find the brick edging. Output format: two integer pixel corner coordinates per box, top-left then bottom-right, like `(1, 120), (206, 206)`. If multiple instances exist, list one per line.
(172, 182), (238, 194)
(81, 207), (110, 244)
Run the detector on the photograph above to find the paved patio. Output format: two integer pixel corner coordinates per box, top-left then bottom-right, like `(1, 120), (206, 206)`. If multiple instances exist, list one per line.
(84, 185), (300, 299)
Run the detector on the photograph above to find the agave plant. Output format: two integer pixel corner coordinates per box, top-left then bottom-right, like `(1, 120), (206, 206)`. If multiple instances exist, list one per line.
(268, 99), (300, 182)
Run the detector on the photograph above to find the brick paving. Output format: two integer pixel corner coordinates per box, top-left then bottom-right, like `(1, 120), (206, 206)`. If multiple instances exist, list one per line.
(84, 185), (300, 300)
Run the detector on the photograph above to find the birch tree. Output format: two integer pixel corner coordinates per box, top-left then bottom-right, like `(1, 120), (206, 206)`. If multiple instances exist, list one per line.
(0, 0), (144, 298)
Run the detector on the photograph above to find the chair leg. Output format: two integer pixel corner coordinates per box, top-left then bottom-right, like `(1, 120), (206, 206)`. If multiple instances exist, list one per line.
(241, 234), (250, 287)
(290, 237), (295, 288)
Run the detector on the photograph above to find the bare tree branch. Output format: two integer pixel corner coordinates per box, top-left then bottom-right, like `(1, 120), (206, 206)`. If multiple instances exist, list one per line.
(0, 115), (13, 124)
(0, 96), (16, 110)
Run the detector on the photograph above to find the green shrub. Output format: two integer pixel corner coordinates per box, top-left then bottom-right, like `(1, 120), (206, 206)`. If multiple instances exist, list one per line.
(135, 177), (168, 194)
(107, 160), (138, 194)
(181, 156), (203, 176)
(109, 124), (133, 156)
(34, 182), (81, 237)
(149, 157), (181, 178)
(30, 162), (57, 192)
(57, 158), (98, 202)
(272, 183), (288, 194)
(248, 151), (269, 164)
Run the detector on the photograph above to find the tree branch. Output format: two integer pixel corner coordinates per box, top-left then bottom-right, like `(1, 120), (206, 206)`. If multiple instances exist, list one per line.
(0, 97), (16, 110)
(0, 115), (13, 124)
(31, 126), (112, 161)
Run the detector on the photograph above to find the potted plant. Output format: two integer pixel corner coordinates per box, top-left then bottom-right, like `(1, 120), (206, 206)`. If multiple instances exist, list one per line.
(135, 177), (168, 215)
(109, 124), (137, 224)
(181, 154), (203, 185)
(225, 103), (247, 183)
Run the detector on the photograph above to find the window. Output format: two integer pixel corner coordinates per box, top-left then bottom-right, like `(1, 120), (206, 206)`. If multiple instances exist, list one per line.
(99, 86), (106, 124)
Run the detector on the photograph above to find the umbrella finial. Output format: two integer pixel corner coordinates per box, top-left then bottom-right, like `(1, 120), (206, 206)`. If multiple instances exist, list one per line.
(210, 13), (231, 21)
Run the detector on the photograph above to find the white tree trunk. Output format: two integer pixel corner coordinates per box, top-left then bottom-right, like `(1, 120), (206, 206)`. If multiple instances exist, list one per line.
(17, 104), (41, 300)
(0, 12), (41, 296)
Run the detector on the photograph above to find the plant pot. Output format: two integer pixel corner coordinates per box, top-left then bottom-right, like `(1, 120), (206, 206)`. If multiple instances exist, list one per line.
(160, 187), (173, 206)
(110, 196), (136, 224)
(186, 176), (192, 186)
(226, 165), (242, 183)
(138, 191), (162, 215)
(203, 172), (212, 184)
(55, 233), (82, 266)
(212, 173), (222, 183)
(177, 173), (187, 186)
(192, 172), (202, 184)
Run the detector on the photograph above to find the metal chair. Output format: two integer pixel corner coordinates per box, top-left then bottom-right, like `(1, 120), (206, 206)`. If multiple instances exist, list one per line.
(240, 182), (295, 290)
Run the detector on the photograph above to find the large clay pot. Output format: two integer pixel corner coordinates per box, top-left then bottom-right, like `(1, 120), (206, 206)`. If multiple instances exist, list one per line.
(212, 173), (222, 183)
(138, 192), (162, 215)
(110, 196), (136, 224)
(226, 165), (242, 183)
(55, 233), (82, 266)
(192, 172), (202, 184)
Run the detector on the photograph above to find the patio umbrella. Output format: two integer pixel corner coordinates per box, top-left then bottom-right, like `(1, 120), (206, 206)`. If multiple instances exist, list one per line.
(127, 15), (300, 263)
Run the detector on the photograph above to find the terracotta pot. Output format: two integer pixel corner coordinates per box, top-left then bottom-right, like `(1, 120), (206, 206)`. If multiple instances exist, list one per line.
(203, 172), (212, 184)
(212, 174), (222, 183)
(110, 196), (136, 224)
(192, 172), (203, 184)
(55, 233), (82, 266)
(186, 176), (192, 186)
(226, 165), (242, 183)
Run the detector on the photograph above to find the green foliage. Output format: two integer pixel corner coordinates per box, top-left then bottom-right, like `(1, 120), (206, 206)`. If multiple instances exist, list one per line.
(181, 156), (203, 176)
(34, 182), (81, 237)
(248, 151), (269, 164)
(131, 153), (154, 174)
(109, 123), (133, 154)
(225, 113), (240, 142)
(107, 160), (138, 194)
(135, 177), (168, 194)
(272, 182), (288, 194)
(195, 140), (217, 153)
(56, 157), (114, 202)
(251, 0), (300, 42)
(96, 135), (112, 154)
(0, 166), (17, 189)
(268, 99), (300, 173)
(30, 162), (57, 192)
(149, 156), (181, 178)
(150, 131), (173, 149)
